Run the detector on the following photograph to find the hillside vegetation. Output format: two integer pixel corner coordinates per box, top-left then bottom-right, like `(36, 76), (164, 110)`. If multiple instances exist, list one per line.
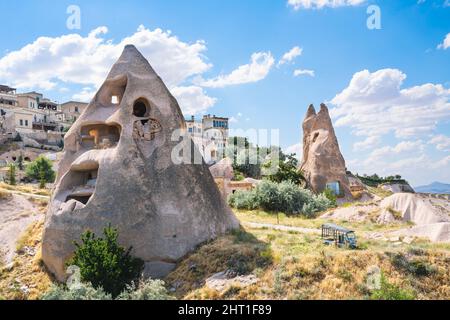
(166, 215), (450, 300)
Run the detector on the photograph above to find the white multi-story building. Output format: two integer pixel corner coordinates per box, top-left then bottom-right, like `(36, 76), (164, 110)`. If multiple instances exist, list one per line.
(185, 114), (229, 164)
(16, 92), (64, 132)
(0, 86), (82, 135)
(0, 85), (18, 110)
(60, 101), (89, 123)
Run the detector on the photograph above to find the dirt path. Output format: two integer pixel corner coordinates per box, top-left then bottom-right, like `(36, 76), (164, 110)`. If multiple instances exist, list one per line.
(0, 193), (45, 265)
(243, 221), (320, 234)
(6, 190), (50, 200)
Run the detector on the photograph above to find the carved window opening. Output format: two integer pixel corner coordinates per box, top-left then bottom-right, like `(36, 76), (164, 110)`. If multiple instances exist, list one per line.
(64, 165), (99, 205)
(133, 98), (149, 120)
(80, 123), (121, 150)
(132, 98), (162, 141)
(97, 76), (127, 107)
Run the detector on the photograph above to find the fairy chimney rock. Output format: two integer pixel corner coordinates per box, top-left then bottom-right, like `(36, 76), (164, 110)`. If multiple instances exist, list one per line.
(300, 103), (351, 198)
(42, 45), (239, 281)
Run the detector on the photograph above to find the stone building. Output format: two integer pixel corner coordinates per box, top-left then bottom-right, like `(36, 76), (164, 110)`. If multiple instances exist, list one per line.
(185, 114), (229, 164)
(60, 101), (89, 123)
(0, 85), (17, 109)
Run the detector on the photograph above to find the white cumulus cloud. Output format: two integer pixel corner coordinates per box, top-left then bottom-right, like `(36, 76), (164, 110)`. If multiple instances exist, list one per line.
(429, 134), (450, 152)
(170, 86), (217, 116)
(437, 33), (450, 50)
(0, 25), (211, 90)
(72, 87), (97, 102)
(293, 69), (315, 77)
(0, 25), (218, 115)
(278, 46), (303, 66)
(330, 68), (450, 138)
(353, 135), (380, 151)
(197, 52), (275, 88)
(288, 0), (366, 10)
(284, 142), (303, 160)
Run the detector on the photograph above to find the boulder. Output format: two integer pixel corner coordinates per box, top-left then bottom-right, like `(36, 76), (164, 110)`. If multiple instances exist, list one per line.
(300, 104), (351, 198)
(42, 45), (239, 281)
(209, 157), (234, 180)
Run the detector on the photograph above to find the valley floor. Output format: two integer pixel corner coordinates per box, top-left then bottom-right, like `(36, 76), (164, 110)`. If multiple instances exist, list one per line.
(166, 210), (450, 300)
(0, 186), (449, 300)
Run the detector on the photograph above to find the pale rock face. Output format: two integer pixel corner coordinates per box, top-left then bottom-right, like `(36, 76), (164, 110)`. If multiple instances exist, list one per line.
(300, 104), (351, 198)
(42, 45), (239, 281)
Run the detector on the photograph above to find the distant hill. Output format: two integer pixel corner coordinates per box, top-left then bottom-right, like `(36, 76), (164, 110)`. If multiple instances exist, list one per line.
(414, 182), (450, 194)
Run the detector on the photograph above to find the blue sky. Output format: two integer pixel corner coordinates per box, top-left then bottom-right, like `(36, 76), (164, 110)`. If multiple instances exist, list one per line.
(0, 0), (449, 186)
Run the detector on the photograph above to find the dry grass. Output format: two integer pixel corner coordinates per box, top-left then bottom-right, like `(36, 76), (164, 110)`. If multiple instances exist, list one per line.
(0, 182), (51, 197)
(367, 186), (393, 199)
(235, 210), (408, 233)
(0, 220), (53, 300)
(0, 188), (12, 200)
(351, 191), (364, 200)
(166, 223), (450, 300)
(386, 206), (403, 220)
(165, 228), (273, 299)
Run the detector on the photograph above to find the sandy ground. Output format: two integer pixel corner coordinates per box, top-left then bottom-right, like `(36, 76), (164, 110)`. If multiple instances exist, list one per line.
(243, 222), (320, 234)
(0, 193), (44, 264)
(321, 204), (379, 222)
(323, 193), (450, 243)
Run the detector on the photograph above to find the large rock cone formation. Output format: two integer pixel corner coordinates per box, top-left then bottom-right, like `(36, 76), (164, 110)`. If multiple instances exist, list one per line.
(42, 45), (239, 281)
(300, 103), (351, 198)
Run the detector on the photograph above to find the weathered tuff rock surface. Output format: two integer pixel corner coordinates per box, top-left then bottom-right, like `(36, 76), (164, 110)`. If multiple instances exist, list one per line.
(42, 45), (239, 281)
(300, 104), (351, 198)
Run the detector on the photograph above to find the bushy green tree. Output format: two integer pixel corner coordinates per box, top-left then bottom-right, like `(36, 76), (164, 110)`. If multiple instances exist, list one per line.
(226, 137), (277, 179)
(67, 225), (144, 297)
(25, 156), (55, 183)
(263, 151), (305, 185)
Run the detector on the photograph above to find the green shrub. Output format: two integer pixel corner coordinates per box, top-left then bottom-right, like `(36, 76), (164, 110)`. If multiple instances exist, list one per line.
(278, 181), (312, 214)
(228, 180), (334, 216)
(117, 279), (173, 300)
(323, 188), (337, 207)
(370, 274), (415, 300)
(300, 194), (333, 217)
(42, 279), (172, 300)
(227, 254), (253, 275)
(311, 194), (334, 213)
(391, 253), (436, 277)
(25, 156), (55, 183)
(228, 189), (259, 210)
(67, 225), (144, 297)
(233, 171), (245, 181)
(256, 180), (283, 212)
(41, 282), (112, 300)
